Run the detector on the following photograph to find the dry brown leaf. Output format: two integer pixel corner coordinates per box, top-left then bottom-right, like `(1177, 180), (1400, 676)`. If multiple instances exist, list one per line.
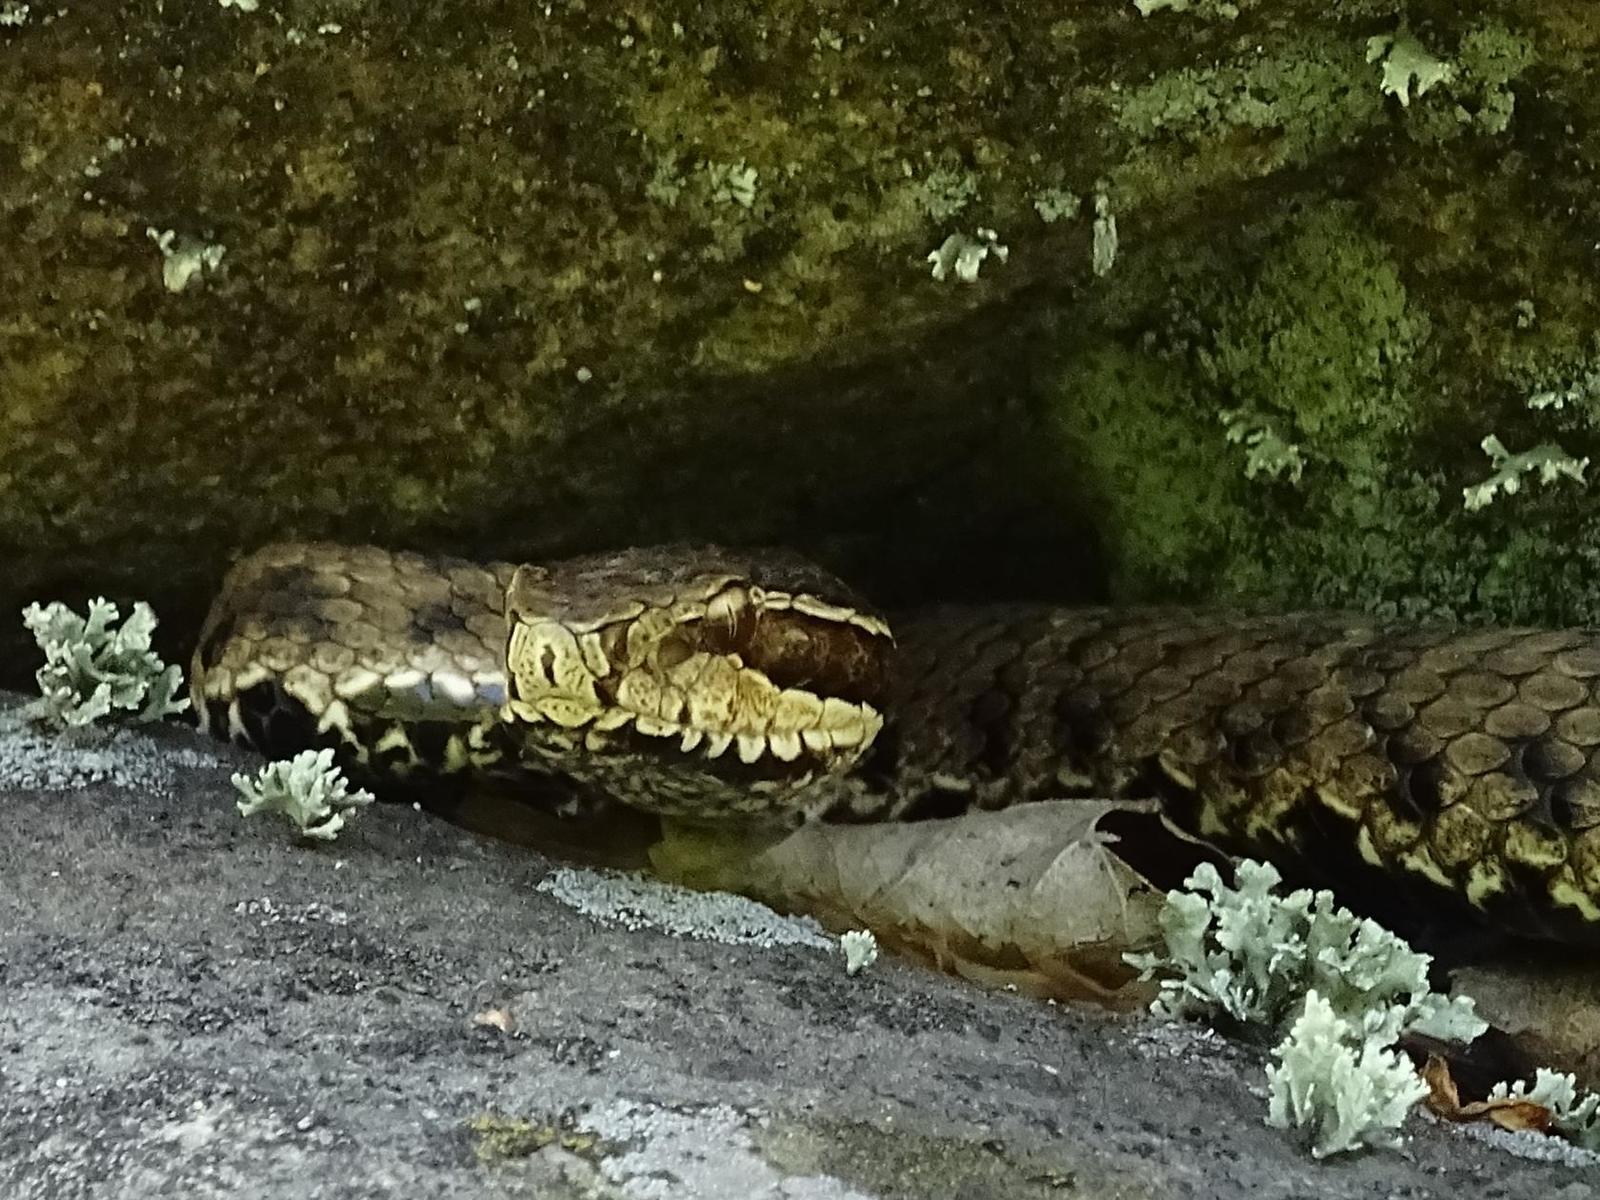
(649, 800), (1169, 1008)
(1422, 1054), (1554, 1134)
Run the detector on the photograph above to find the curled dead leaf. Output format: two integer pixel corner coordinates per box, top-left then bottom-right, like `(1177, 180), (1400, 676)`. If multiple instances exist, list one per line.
(1423, 1054), (1553, 1134)
(650, 799), (1173, 1008)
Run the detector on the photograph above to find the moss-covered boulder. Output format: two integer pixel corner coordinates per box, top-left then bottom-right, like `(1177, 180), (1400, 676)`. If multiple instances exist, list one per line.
(2, 1), (1598, 679)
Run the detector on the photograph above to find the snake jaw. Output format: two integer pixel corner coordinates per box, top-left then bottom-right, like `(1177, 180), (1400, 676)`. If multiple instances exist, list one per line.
(501, 552), (890, 815)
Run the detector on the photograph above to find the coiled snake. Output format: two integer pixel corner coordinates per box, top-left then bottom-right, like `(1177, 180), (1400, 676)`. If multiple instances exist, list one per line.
(191, 542), (1600, 948)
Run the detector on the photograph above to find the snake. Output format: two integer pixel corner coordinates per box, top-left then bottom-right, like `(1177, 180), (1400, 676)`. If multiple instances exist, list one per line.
(190, 541), (1600, 949)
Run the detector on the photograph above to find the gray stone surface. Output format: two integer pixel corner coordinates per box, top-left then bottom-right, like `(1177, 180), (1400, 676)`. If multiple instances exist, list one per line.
(2, 703), (1597, 1199)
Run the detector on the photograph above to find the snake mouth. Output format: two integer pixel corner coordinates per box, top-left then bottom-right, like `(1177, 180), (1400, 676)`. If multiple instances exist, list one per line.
(502, 551), (892, 779)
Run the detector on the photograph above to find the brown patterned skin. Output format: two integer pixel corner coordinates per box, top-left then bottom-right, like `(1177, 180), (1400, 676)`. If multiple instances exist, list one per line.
(193, 544), (1600, 946)
(830, 606), (1600, 946)
(189, 542), (581, 806)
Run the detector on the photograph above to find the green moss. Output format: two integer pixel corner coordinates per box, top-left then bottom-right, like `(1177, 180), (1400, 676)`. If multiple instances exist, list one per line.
(1082, 175), (1600, 635)
(1049, 201), (1595, 622)
(1108, 38), (1383, 207)
(1201, 212), (1494, 616)
(0, 0), (1591, 675)
(1203, 206), (1428, 467)
(1404, 23), (1535, 141)
(466, 1113), (602, 1164)
(1054, 205), (1438, 607)
(1052, 344), (1241, 602)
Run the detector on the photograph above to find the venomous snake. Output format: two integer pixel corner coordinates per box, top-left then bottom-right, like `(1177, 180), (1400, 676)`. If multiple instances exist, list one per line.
(191, 541), (1600, 949)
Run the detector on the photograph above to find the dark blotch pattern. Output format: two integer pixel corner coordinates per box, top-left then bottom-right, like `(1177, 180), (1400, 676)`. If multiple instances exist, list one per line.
(842, 606), (1600, 944)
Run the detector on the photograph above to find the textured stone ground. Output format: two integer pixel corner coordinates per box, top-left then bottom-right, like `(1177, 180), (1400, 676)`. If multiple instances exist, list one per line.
(2, 702), (1597, 1199)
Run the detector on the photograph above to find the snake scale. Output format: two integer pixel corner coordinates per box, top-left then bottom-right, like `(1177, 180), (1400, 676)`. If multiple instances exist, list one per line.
(191, 542), (1600, 948)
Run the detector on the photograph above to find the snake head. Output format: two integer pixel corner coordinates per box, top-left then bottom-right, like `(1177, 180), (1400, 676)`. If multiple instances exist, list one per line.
(502, 545), (892, 817)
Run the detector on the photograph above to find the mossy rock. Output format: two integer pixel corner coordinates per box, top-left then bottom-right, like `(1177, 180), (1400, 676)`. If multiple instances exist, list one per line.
(2, 2), (1597, 684)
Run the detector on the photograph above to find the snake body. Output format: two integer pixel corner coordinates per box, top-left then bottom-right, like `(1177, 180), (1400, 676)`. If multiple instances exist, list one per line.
(192, 542), (1600, 947)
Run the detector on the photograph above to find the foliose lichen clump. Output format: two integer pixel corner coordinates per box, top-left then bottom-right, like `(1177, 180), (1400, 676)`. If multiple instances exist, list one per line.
(1128, 860), (1486, 1157)
(233, 748), (375, 842)
(22, 597), (189, 730)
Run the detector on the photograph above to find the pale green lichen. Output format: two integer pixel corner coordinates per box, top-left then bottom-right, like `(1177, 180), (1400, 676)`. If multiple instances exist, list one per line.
(1265, 990), (1429, 1158)
(1107, 21), (1530, 219)
(1127, 860), (1484, 1043)
(1523, 374), (1600, 416)
(1128, 860), (1486, 1159)
(1528, 365), (1600, 415)
(1111, 39), (1376, 152)
(536, 866), (834, 949)
(1091, 189), (1118, 278)
(1490, 1070), (1600, 1151)
(22, 598), (188, 730)
(915, 166), (978, 222)
(233, 748), (374, 842)
(1461, 435), (1589, 511)
(1366, 31), (1454, 108)
(1221, 410), (1305, 484)
(1032, 187), (1080, 225)
(927, 229), (1008, 284)
(644, 151), (685, 207)
(1133, 0), (1246, 18)
(840, 929), (879, 976)
(705, 159), (759, 209)
(146, 227), (226, 293)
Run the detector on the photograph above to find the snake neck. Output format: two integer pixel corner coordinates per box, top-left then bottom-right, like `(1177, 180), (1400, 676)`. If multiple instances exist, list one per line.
(819, 604), (1600, 948)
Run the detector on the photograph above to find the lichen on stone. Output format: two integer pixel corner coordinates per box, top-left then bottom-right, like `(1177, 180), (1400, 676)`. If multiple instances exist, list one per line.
(1489, 1071), (1600, 1151)
(1127, 859), (1484, 1044)
(233, 749), (374, 842)
(1130, 859), (1486, 1158)
(22, 597), (188, 730)
(1367, 31), (1455, 108)
(1266, 990), (1430, 1158)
